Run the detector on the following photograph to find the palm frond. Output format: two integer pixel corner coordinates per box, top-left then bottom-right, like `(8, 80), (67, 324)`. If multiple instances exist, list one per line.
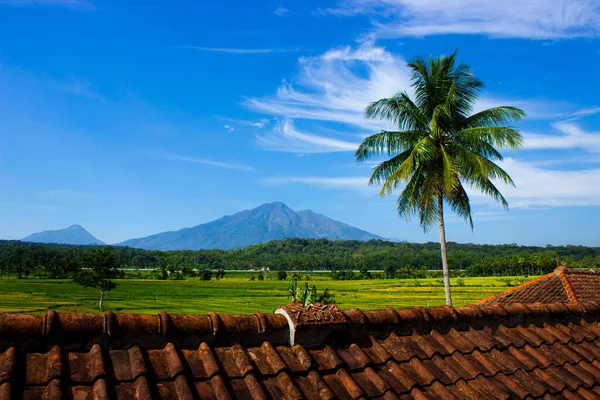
(446, 183), (473, 228)
(456, 126), (523, 150)
(364, 93), (429, 131)
(379, 137), (436, 195)
(368, 149), (413, 185)
(355, 130), (426, 162)
(463, 106), (525, 128)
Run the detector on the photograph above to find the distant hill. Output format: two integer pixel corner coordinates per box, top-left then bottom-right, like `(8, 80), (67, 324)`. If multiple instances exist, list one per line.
(22, 224), (104, 246)
(118, 201), (385, 250)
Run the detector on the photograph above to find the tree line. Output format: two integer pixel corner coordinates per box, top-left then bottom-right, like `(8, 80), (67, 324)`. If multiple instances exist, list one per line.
(0, 238), (599, 279)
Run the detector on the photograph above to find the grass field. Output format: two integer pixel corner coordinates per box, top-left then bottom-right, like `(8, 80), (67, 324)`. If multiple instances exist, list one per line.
(0, 276), (524, 314)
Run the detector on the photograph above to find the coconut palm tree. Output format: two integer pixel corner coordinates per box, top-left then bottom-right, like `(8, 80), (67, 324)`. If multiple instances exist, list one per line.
(355, 51), (524, 306)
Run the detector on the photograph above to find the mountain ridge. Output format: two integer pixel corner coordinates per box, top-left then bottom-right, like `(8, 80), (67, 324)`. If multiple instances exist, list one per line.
(22, 224), (105, 246)
(117, 201), (384, 250)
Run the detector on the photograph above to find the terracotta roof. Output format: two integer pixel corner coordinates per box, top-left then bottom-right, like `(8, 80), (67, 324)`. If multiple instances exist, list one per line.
(4, 301), (600, 399)
(476, 267), (600, 306)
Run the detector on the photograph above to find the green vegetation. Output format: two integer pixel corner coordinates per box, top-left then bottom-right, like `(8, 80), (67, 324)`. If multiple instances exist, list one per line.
(356, 51), (525, 305)
(0, 276), (518, 315)
(288, 281), (336, 306)
(1, 239), (599, 281)
(73, 247), (119, 311)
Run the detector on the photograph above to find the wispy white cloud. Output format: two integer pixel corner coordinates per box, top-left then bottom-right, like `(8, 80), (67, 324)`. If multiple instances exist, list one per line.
(246, 43), (568, 152)
(164, 154), (253, 171)
(257, 119), (360, 153)
(274, 5), (288, 16)
(322, 0), (600, 39)
(0, 0), (92, 9)
(218, 117), (271, 129)
(523, 122), (600, 152)
(179, 46), (301, 54)
(223, 124), (234, 134)
(567, 106), (600, 120)
(266, 156), (600, 209)
(250, 118), (270, 128)
(265, 175), (368, 190)
(246, 44), (408, 132)
(50, 77), (103, 100)
(469, 158), (600, 208)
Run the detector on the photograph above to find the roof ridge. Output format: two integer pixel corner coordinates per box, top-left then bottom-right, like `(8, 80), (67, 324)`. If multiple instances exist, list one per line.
(2, 301), (600, 348)
(473, 271), (557, 305)
(562, 267), (599, 274)
(557, 267), (578, 302)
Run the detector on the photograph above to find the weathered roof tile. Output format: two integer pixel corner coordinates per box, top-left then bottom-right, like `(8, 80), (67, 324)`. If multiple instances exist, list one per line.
(478, 267), (600, 306)
(5, 301), (600, 398)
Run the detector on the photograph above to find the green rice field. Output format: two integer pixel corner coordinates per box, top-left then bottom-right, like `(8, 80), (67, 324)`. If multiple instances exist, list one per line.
(0, 276), (524, 314)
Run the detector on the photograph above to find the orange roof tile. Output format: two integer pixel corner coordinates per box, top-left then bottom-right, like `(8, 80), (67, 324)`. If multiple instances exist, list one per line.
(3, 301), (600, 398)
(476, 267), (600, 306)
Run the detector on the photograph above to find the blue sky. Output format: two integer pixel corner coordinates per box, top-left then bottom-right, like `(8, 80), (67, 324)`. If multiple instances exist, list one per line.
(1, 0), (599, 246)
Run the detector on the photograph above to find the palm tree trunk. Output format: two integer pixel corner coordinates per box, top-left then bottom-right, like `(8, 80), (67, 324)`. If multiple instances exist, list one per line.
(438, 196), (452, 306)
(99, 289), (105, 311)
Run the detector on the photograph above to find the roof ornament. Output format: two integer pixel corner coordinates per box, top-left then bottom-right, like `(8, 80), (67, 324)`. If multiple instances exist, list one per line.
(275, 300), (346, 346)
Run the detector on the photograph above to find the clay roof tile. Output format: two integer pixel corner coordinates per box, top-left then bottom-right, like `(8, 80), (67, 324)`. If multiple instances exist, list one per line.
(4, 300), (600, 398)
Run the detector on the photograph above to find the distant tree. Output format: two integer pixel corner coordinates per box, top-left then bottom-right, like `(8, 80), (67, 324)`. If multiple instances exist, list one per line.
(356, 51), (525, 305)
(360, 266), (372, 279)
(73, 247), (119, 311)
(291, 272), (301, 281)
(215, 268), (225, 280)
(257, 272), (265, 281)
(47, 255), (79, 279)
(181, 265), (194, 279)
(384, 265), (398, 279)
(250, 275), (256, 281)
(277, 270), (287, 281)
(200, 269), (213, 281)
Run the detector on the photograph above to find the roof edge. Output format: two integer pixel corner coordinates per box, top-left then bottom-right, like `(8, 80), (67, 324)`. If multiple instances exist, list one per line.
(2, 301), (600, 349)
(473, 271), (557, 305)
(557, 267), (578, 302)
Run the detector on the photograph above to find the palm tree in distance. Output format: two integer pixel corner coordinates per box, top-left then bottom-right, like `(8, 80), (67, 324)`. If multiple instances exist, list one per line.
(355, 51), (525, 306)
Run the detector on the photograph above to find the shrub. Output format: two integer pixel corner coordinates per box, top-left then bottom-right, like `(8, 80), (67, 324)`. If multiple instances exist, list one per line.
(200, 269), (213, 281)
(288, 281), (335, 306)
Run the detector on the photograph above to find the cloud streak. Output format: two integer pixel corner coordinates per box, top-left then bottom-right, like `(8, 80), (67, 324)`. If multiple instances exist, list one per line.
(270, 157), (600, 209)
(322, 0), (600, 39)
(179, 46), (301, 54)
(472, 158), (600, 208)
(257, 120), (360, 153)
(164, 154), (253, 171)
(523, 122), (600, 152)
(274, 6), (288, 16)
(247, 43), (569, 152)
(265, 176), (369, 190)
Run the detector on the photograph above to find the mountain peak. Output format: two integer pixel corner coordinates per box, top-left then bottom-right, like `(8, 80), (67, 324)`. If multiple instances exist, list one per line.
(260, 201), (289, 209)
(118, 202), (385, 250)
(22, 225), (104, 246)
(67, 224), (84, 230)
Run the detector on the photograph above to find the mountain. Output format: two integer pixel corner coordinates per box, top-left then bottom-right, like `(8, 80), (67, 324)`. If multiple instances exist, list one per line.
(22, 224), (104, 245)
(118, 202), (385, 250)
